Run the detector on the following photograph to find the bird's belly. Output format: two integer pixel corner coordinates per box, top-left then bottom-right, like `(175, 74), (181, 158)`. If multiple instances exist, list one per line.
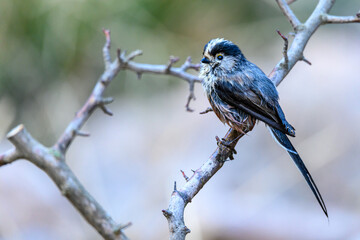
(208, 92), (255, 132)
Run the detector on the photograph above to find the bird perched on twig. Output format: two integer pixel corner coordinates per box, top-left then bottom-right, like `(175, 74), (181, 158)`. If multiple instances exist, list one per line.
(199, 38), (328, 217)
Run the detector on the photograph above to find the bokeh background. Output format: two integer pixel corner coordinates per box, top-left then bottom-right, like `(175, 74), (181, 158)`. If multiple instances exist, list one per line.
(1, 0), (360, 239)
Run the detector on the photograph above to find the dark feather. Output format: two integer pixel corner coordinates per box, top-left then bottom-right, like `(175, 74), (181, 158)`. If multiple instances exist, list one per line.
(270, 128), (328, 217)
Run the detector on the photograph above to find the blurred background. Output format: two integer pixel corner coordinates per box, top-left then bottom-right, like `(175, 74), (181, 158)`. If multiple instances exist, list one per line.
(0, 0), (360, 239)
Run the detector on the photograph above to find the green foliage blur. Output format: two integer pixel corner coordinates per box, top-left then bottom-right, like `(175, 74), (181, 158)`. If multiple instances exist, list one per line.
(0, 0), (358, 121)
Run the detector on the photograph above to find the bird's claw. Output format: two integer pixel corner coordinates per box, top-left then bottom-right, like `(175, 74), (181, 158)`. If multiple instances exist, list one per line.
(215, 136), (237, 160)
(285, 125), (296, 137)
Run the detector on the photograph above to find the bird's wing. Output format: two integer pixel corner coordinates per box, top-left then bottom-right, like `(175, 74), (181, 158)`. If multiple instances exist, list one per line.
(214, 79), (288, 134)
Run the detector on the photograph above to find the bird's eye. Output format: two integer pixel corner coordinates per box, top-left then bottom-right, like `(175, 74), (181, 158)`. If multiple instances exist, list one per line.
(217, 55), (223, 60)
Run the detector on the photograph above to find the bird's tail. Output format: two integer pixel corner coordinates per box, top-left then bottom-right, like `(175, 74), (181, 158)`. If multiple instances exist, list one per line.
(269, 127), (328, 218)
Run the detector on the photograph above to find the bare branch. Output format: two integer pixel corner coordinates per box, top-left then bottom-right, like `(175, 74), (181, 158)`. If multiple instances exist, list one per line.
(276, 0), (301, 30)
(322, 14), (360, 24)
(300, 55), (312, 65)
(5, 124), (126, 239)
(270, 0), (334, 86)
(180, 170), (189, 182)
(165, 0), (360, 238)
(103, 29), (112, 70)
(164, 129), (244, 239)
(0, 148), (22, 166)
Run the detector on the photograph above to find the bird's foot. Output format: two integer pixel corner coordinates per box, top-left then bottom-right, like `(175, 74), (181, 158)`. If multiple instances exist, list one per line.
(285, 124), (296, 137)
(215, 136), (237, 161)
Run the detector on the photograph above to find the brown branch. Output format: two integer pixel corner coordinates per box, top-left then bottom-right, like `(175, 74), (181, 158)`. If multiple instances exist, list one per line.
(322, 13), (360, 24)
(276, 0), (301, 30)
(164, 0), (360, 239)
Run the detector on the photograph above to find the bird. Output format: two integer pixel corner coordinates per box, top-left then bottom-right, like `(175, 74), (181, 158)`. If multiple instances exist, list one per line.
(199, 38), (328, 217)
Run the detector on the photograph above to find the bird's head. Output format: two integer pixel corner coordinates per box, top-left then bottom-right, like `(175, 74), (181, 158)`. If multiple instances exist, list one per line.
(200, 38), (244, 75)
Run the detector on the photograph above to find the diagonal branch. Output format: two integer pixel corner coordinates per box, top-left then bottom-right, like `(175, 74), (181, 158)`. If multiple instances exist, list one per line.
(164, 0), (360, 239)
(322, 13), (360, 24)
(276, 0), (301, 30)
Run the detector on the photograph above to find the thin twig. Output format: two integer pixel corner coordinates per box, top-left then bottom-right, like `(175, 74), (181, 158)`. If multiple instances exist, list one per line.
(322, 14), (360, 24)
(5, 124), (126, 239)
(276, 0), (301, 30)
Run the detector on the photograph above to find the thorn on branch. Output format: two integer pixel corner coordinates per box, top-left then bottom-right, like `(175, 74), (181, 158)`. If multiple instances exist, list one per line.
(74, 130), (90, 137)
(162, 209), (173, 218)
(277, 29), (289, 70)
(100, 105), (113, 116)
(300, 55), (312, 65)
(136, 72), (143, 80)
(200, 107), (213, 114)
(181, 57), (201, 72)
(166, 56), (180, 73)
(180, 170), (189, 182)
(183, 227), (191, 234)
(173, 181), (177, 191)
(101, 97), (114, 105)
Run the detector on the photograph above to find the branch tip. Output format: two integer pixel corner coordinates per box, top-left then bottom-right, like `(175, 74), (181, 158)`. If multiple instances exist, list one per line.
(166, 56), (180, 72)
(162, 209), (173, 218)
(277, 29), (289, 70)
(136, 72), (143, 80)
(7, 124), (25, 139)
(114, 222), (132, 233)
(74, 130), (90, 137)
(125, 50), (143, 62)
(100, 105), (113, 116)
(301, 55), (312, 65)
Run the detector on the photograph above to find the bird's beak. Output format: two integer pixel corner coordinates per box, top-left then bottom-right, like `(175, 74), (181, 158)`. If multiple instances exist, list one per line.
(201, 57), (211, 64)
